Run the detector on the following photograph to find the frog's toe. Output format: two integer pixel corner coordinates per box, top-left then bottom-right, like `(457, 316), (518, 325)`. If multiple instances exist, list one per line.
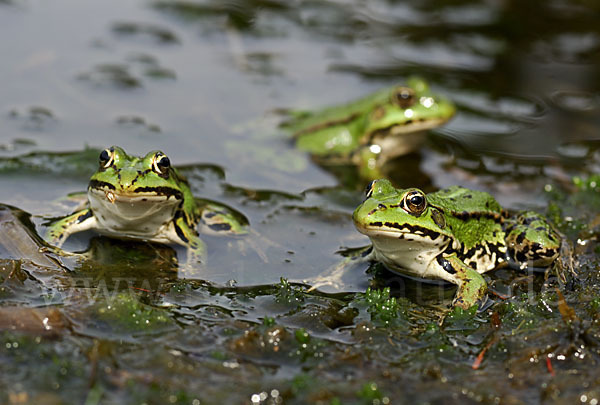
(452, 294), (493, 312)
(305, 277), (344, 293)
(475, 295), (495, 312)
(178, 257), (207, 279)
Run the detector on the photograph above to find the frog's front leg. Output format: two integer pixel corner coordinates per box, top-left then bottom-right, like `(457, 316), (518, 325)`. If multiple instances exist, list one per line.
(306, 246), (374, 292)
(355, 147), (385, 180)
(171, 214), (207, 268)
(45, 208), (97, 247)
(440, 253), (487, 309)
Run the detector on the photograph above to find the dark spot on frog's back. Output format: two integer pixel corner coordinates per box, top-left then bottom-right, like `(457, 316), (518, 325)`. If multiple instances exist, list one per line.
(209, 223), (232, 232)
(371, 106), (386, 120)
(516, 232), (526, 244)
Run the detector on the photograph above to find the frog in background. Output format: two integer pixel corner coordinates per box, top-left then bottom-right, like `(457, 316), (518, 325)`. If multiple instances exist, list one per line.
(282, 77), (455, 179)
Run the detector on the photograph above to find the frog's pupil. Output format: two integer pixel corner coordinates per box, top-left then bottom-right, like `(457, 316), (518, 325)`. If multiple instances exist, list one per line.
(158, 156), (170, 168)
(410, 195), (423, 207)
(393, 88), (415, 108)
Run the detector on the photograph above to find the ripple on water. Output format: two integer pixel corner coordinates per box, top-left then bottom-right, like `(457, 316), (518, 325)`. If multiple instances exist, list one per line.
(111, 21), (180, 45)
(551, 90), (600, 112)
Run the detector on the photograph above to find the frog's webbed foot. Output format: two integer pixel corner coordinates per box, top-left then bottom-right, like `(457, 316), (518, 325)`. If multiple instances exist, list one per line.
(44, 208), (96, 248)
(549, 236), (576, 283)
(177, 244), (207, 279)
(305, 247), (373, 292)
(197, 199), (282, 264)
(441, 254), (488, 309)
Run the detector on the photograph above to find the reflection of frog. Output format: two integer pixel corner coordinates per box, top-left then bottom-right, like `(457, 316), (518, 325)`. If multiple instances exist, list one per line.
(282, 78), (455, 179)
(45, 146), (247, 265)
(352, 180), (561, 308)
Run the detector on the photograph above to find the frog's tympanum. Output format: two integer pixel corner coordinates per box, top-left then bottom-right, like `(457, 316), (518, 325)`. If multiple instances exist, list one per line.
(353, 179), (561, 308)
(45, 146), (246, 265)
(283, 78), (455, 178)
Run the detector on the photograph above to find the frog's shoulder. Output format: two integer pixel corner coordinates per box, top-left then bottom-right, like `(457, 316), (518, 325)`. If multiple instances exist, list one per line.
(428, 186), (502, 215)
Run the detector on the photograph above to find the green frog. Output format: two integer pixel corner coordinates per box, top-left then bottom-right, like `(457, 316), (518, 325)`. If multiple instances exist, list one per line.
(282, 77), (456, 179)
(45, 146), (246, 266)
(352, 179), (561, 308)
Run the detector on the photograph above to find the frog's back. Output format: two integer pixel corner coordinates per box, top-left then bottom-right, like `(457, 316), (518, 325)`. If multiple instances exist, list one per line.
(429, 186), (506, 262)
(283, 87), (390, 135)
(428, 186), (502, 216)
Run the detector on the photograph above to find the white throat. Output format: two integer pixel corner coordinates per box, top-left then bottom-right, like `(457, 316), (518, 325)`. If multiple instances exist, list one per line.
(88, 188), (181, 240)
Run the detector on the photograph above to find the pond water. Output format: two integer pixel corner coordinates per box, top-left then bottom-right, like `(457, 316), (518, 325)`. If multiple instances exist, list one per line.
(1, 0), (600, 403)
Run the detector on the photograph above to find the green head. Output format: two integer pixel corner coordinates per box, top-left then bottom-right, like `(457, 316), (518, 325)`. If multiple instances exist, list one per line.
(353, 179), (452, 240)
(364, 77), (456, 135)
(89, 146), (184, 197)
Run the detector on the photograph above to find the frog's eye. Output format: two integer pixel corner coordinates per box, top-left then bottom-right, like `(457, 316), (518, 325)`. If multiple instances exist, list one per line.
(365, 180), (376, 199)
(152, 153), (171, 175)
(403, 190), (427, 215)
(391, 86), (416, 109)
(99, 147), (114, 169)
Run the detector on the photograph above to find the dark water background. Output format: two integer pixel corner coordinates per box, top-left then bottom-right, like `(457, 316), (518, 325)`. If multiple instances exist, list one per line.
(1, 0), (600, 403)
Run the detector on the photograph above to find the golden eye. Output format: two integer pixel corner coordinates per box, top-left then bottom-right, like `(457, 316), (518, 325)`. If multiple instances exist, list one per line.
(391, 86), (416, 109)
(365, 180), (376, 199)
(152, 153), (171, 175)
(99, 147), (114, 169)
(402, 190), (427, 215)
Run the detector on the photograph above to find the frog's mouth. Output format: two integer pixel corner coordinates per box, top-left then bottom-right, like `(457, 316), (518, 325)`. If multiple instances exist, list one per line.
(369, 117), (452, 138)
(88, 181), (184, 203)
(355, 221), (453, 279)
(355, 221), (446, 243)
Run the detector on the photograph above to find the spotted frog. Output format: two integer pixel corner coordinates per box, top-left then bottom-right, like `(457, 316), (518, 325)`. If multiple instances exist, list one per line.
(45, 146), (246, 265)
(352, 179), (561, 308)
(282, 78), (456, 178)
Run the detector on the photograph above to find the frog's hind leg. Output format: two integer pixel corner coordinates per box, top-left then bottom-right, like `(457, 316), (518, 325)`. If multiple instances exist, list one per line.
(504, 211), (561, 269)
(45, 208), (97, 247)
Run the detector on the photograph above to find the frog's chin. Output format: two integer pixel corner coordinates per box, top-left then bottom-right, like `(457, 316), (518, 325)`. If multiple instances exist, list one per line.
(354, 222), (453, 277)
